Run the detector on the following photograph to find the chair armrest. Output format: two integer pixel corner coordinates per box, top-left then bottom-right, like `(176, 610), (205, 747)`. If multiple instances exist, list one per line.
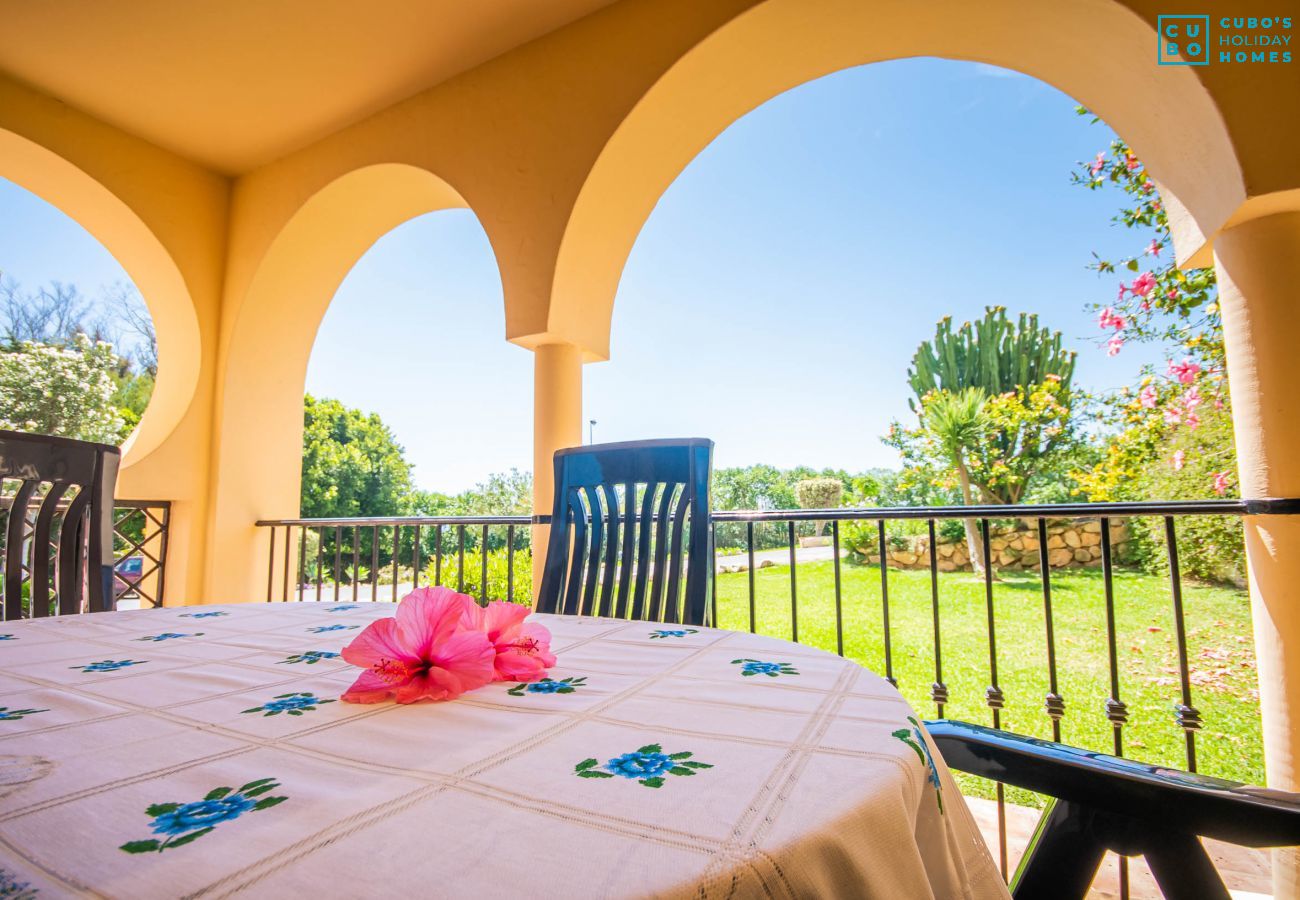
(925, 718), (1300, 848)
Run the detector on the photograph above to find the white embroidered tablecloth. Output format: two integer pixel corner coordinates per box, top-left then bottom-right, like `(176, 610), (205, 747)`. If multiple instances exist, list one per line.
(0, 603), (1008, 899)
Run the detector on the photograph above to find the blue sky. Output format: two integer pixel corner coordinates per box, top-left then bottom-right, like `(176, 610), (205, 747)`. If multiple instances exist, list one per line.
(1, 58), (1163, 493)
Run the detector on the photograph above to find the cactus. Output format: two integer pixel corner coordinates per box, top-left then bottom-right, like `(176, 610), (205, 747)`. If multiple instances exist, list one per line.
(907, 307), (1075, 411)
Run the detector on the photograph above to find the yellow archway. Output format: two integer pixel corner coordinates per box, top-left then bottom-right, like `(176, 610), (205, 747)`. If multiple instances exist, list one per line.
(205, 162), (482, 601)
(550, 0), (1242, 357)
(0, 127), (203, 470)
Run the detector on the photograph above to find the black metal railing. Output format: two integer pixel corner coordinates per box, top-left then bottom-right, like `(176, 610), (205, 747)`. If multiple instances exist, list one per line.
(257, 498), (1298, 894)
(0, 497), (171, 610)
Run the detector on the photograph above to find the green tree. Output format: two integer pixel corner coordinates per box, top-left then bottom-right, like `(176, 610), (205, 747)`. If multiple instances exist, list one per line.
(795, 477), (843, 537)
(300, 394), (412, 518)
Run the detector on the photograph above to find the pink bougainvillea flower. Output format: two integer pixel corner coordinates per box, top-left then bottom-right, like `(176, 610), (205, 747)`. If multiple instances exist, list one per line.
(1130, 272), (1158, 298)
(1139, 385), (1158, 409)
(1107, 335), (1124, 357)
(340, 587), (496, 704)
(1145, 239), (1162, 257)
(464, 600), (557, 682)
(1171, 450), (1186, 471)
(1213, 471), (1231, 496)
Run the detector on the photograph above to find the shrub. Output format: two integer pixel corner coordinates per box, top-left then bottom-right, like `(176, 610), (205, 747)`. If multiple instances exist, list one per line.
(423, 548), (533, 605)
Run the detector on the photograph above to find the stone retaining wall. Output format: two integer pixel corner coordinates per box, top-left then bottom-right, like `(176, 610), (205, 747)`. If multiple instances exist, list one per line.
(851, 519), (1132, 572)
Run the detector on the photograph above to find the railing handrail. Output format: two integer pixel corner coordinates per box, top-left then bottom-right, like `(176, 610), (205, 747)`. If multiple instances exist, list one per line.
(255, 497), (1300, 529)
(255, 514), (534, 527)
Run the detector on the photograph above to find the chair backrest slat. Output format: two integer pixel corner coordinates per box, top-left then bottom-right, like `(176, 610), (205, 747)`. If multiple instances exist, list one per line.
(537, 439), (713, 626)
(0, 430), (121, 618)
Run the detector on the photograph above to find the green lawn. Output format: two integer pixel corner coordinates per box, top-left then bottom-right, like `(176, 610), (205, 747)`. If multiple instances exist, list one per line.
(713, 560), (1261, 805)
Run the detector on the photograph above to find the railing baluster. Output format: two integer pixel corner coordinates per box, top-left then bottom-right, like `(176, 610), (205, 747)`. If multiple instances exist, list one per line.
(413, 524), (422, 589)
(265, 525), (276, 603)
(746, 521), (756, 634)
(710, 521), (718, 628)
(1164, 516), (1201, 772)
(351, 527), (360, 603)
(370, 525), (379, 602)
(481, 524), (490, 602)
(297, 526), (306, 602)
(392, 525), (401, 602)
(928, 519), (947, 716)
(434, 524), (443, 586)
(980, 517), (1007, 879)
(877, 519), (894, 686)
(315, 526), (324, 600)
(333, 526), (341, 603)
(832, 520), (844, 657)
(506, 525), (514, 602)
(787, 521), (798, 644)
(281, 525), (291, 603)
(1100, 516), (1129, 899)
(1038, 518), (1064, 742)
(457, 525), (466, 593)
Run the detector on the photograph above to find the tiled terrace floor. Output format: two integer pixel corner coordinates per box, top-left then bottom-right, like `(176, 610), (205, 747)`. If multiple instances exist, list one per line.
(967, 797), (1273, 899)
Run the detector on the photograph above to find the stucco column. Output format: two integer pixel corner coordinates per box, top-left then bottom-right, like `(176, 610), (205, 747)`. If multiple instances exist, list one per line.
(1214, 210), (1300, 895)
(531, 342), (583, 599)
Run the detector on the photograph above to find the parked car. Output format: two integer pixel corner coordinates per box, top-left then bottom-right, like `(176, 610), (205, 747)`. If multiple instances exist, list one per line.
(113, 555), (144, 599)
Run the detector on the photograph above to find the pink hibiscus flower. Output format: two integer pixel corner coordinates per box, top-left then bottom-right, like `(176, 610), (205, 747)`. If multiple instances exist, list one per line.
(1146, 239), (1162, 257)
(1168, 358), (1202, 385)
(1212, 471), (1231, 496)
(1090, 152), (1106, 176)
(465, 600), (557, 682)
(1171, 450), (1186, 471)
(1131, 272), (1158, 298)
(1107, 335), (1124, 356)
(340, 587), (496, 704)
(1164, 406), (1183, 426)
(1139, 385), (1158, 408)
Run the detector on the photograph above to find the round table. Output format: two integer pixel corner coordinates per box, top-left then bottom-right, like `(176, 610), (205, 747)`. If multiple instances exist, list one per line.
(0, 603), (1007, 898)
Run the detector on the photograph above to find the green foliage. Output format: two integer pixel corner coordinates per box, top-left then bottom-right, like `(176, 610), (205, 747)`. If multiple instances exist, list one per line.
(423, 548), (532, 605)
(906, 307), (1076, 411)
(301, 394), (412, 519)
(0, 336), (126, 443)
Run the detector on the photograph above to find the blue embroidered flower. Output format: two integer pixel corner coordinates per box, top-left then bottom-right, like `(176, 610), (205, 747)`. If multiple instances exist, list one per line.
(731, 658), (798, 678)
(892, 716), (944, 814)
(71, 660), (144, 673)
(180, 611), (227, 619)
(0, 634), (15, 641)
(0, 867), (36, 899)
(508, 676), (586, 696)
(277, 650), (339, 665)
(151, 794), (256, 836)
(0, 706), (48, 721)
(323, 605), (359, 612)
(574, 743), (713, 788)
(307, 624), (359, 634)
(242, 692), (335, 717)
(120, 778), (287, 853)
(135, 632), (202, 642)
(649, 629), (697, 639)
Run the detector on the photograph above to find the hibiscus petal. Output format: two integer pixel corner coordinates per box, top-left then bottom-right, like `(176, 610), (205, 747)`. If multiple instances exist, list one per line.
(397, 587), (475, 657)
(478, 600), (530, 644)
(341, 618), (416, 670)
(432, 631), (497, 689)
(341, 669), (399, 704)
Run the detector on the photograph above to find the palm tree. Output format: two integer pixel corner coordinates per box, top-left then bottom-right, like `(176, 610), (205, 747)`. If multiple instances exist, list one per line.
(921, 387), (989, 576)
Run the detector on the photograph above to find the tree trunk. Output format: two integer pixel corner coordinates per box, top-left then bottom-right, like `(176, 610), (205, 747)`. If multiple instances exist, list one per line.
(955, 460), (987, 577)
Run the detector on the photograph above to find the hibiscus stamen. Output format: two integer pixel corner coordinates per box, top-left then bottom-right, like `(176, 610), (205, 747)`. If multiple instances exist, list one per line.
(512, 636), (541, 656)
(372, 658), (414, 683)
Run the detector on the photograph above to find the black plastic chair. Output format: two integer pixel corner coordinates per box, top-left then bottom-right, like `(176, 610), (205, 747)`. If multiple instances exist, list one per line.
(926, 719), (1300, 899)
(0, 430), (121, 618)
(536, 438), (714, 625)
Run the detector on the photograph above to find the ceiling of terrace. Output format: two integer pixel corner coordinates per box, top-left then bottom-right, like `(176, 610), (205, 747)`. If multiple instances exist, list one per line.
(0, 0), (622, 174)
